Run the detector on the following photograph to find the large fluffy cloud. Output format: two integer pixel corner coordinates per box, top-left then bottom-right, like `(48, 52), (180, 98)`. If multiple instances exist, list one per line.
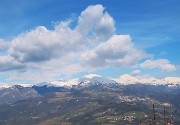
(0, 56), (25, 71)
(9, 22), (82, 63)
(0, 4), (174, 82)
(140, 59), (176, 71)
(81, 35), (147, 67)
(0, 4), (118, 81)
(77, 5), (115, 41)
(8, 5), (115, 64)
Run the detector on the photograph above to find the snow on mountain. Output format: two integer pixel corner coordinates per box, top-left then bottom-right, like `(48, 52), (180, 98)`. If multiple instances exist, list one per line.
(0, 85), (39, 104)
(36, 82), (59, 87)
(161, 77), (180, 84)
(18, 83), (32, 87)
(0, 83), (32, 90)
(32, 74), (180, 88)
(51, 79), (79, 87)
(140, 77), (160, 85)
(0, 83), (11, 89)
(78, 74), (117, 86)
(47, 74), (117, 87)
(112, 74), (139, 85)
(111, 74), (180, 86)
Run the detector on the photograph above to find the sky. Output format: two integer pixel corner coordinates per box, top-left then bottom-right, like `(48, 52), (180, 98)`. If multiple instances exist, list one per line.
(0, 0), (180, 84)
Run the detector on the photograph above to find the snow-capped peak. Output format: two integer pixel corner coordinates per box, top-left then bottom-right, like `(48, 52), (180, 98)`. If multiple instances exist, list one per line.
(112, 74), (147, 85)
(48, 74), (117, 87)
(0, 83), (11, 89)
(18, 83), (32, 87)
(50, 79), (79, 87)
(49, 74), (117, 87)
(31, 74), (180, 88)
(161, 77), (180, 84)
(36, 82), (59, 87)
(79, 74), (117, 86)
(111, 74), (180, 86)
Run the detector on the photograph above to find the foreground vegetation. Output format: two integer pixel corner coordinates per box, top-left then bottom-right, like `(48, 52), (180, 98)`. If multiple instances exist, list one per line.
(0, 85), (179, 125)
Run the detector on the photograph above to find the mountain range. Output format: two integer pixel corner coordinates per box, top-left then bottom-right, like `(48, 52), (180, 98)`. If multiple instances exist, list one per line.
(0, 74), (180, 124)
(1, 74), (180, 89)
(0, 74), (179, 105)
(0, 85), (38, 105)
(36, 74), (180, 88)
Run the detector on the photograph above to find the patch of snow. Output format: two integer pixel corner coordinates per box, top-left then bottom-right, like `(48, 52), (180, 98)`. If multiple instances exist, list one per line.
(0, 83), (11, 89)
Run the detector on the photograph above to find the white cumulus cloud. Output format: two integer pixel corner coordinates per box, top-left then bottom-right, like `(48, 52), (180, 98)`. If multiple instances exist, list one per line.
(0, 4), (172, 83)
(131, 70), (141, 76)
(140, 59), (176, 71)
(9, 22), (82, 63)
(0, 56), (25, 71)
(81, 35), (147, 67)
(76, 4), (115, 41)
(0, 4), (118, 82)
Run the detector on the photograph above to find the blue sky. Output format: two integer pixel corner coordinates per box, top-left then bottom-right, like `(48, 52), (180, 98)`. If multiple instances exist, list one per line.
(0, 0), (180, 83)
